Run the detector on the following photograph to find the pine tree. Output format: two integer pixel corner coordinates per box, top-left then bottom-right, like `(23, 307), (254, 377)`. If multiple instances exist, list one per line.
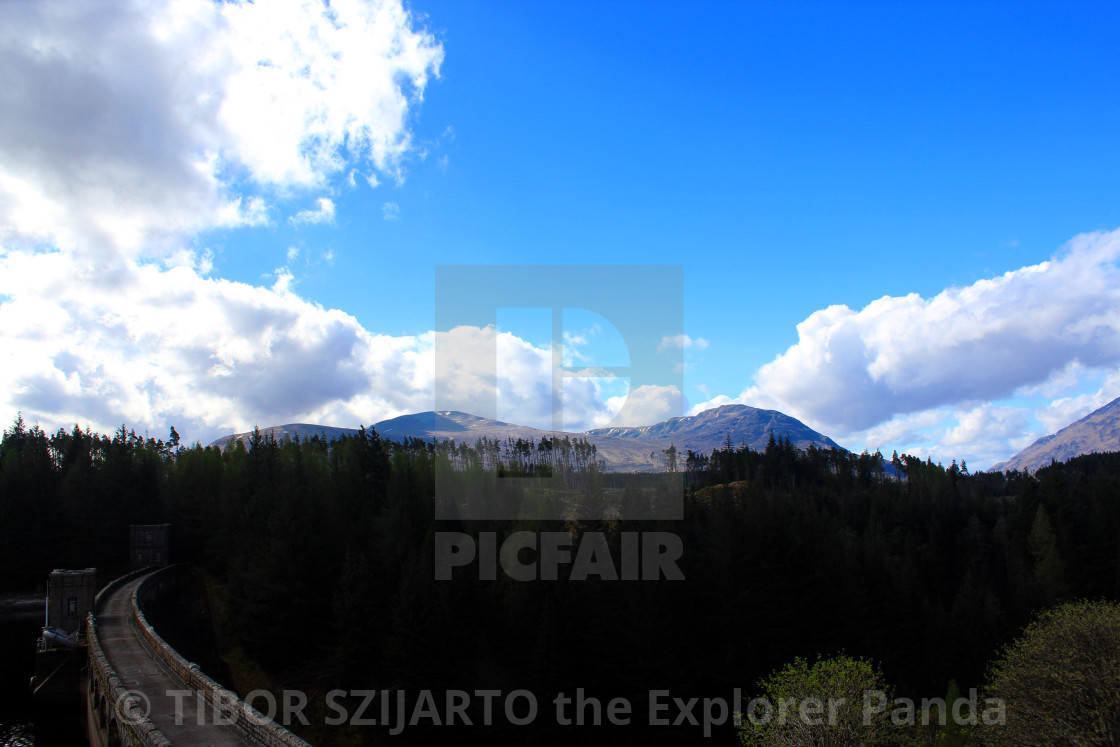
(1027, 504), (1066, 601)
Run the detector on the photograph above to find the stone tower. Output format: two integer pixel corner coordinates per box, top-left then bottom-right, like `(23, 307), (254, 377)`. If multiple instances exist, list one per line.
(130, 523), (171, 569)
(47, 568), (97, 635)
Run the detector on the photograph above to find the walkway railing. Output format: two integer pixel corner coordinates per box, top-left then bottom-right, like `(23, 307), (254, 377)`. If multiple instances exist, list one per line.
(87, 565), (312, 746)
(87, 567), (173, 747)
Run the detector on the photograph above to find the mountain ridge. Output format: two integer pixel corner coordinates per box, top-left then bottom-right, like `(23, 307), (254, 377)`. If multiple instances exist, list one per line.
(210, 404), (842, 472)
(989, 396), (1120, 473)
(587, 404), (842, 454)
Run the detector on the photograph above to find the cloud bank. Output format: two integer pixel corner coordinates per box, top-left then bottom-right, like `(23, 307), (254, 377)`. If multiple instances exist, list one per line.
(694, 229), (1120, 467)
(0, 0), (451, 442)
(0, 250), (431, 440)
(0, 0), (443, 258)
(0, 247), (655, 443)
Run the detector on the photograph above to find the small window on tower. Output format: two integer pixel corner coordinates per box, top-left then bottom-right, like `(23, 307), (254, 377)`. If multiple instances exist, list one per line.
(66, 596), (78, 617)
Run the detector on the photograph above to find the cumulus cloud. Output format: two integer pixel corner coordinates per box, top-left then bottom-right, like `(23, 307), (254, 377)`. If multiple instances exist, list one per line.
(290, 198), (336, 226)
(219, 0), (442, 188)
(0, 0), (442, 257)
(689, 229), (1120, 468)
(940, 404), (1033, 450)
(0, 246), (634, 443)
(0, 248), (433, 442)
(435, 326), (644, 433)
(382, 202), (400, 220)
(841, 409), (947, 455)
(814, 403), (1028, 471)
(705, 230), (1120, 432)
(606, 384), (685, 428)
(0, 0), (459, 443)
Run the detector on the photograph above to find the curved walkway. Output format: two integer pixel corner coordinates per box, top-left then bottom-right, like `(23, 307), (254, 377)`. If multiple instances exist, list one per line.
(95, 572), (247, 745)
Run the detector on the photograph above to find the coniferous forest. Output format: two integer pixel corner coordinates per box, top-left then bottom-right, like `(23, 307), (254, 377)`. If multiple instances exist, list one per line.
(2, 415), (1119, 744)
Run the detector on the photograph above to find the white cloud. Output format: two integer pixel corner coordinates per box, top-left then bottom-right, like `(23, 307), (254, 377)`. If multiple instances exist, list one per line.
(271, 267), (296, 294)
(3, 0), (657, 450)
(434, 326), (631, 433)
(841, 408), (948, 456)
(703, 229), (1120, 433)
(941, 403), (1032, 450)
(0, 248), (437, 443)
(1015, 359), (1094, 400)
(1034, 395), (1098, 436)
(561, 331), (592, 365)
(659, 334), (709, 352)
(0, 0), (442, 257)
(688, 228), (1120, 468)
(826, 404), (1034, 470)
(605, 384), (685, 428)
(290, 198), (336, 226)
(219, 0), (442, 188)
(0, 0), (453, 443)
(0, 243), (637, 443)
(1031, 370), (1120, 434)
(239, 197), (271, 227)
(382, 201), (400, 220)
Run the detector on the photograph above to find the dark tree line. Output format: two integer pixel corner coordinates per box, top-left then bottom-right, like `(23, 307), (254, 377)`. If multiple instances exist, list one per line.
(0, 416), (169, 582)
(2, 415), (1119, 744)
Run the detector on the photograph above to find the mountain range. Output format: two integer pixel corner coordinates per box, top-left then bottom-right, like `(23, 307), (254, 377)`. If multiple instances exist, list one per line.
(989, 396), (1120, 473)
(209, 404), (841, 472)
(212, 396), (1120, 474)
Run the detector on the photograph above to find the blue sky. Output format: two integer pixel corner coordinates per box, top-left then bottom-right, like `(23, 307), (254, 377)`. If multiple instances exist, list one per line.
(2, 0), (1120, 468)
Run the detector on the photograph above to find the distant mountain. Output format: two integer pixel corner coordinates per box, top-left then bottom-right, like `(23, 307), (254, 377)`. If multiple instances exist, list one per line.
(373, 410), (671, 471)
(587, 404), (842, 455)
(374, 410), (509, 440)
(209, 423), (359, 451)
(209, 404), (844, 472)
(990, 396), (1120, 473)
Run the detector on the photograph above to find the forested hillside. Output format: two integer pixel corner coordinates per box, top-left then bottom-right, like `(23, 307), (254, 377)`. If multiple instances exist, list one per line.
(2, 415), (1118, 744)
